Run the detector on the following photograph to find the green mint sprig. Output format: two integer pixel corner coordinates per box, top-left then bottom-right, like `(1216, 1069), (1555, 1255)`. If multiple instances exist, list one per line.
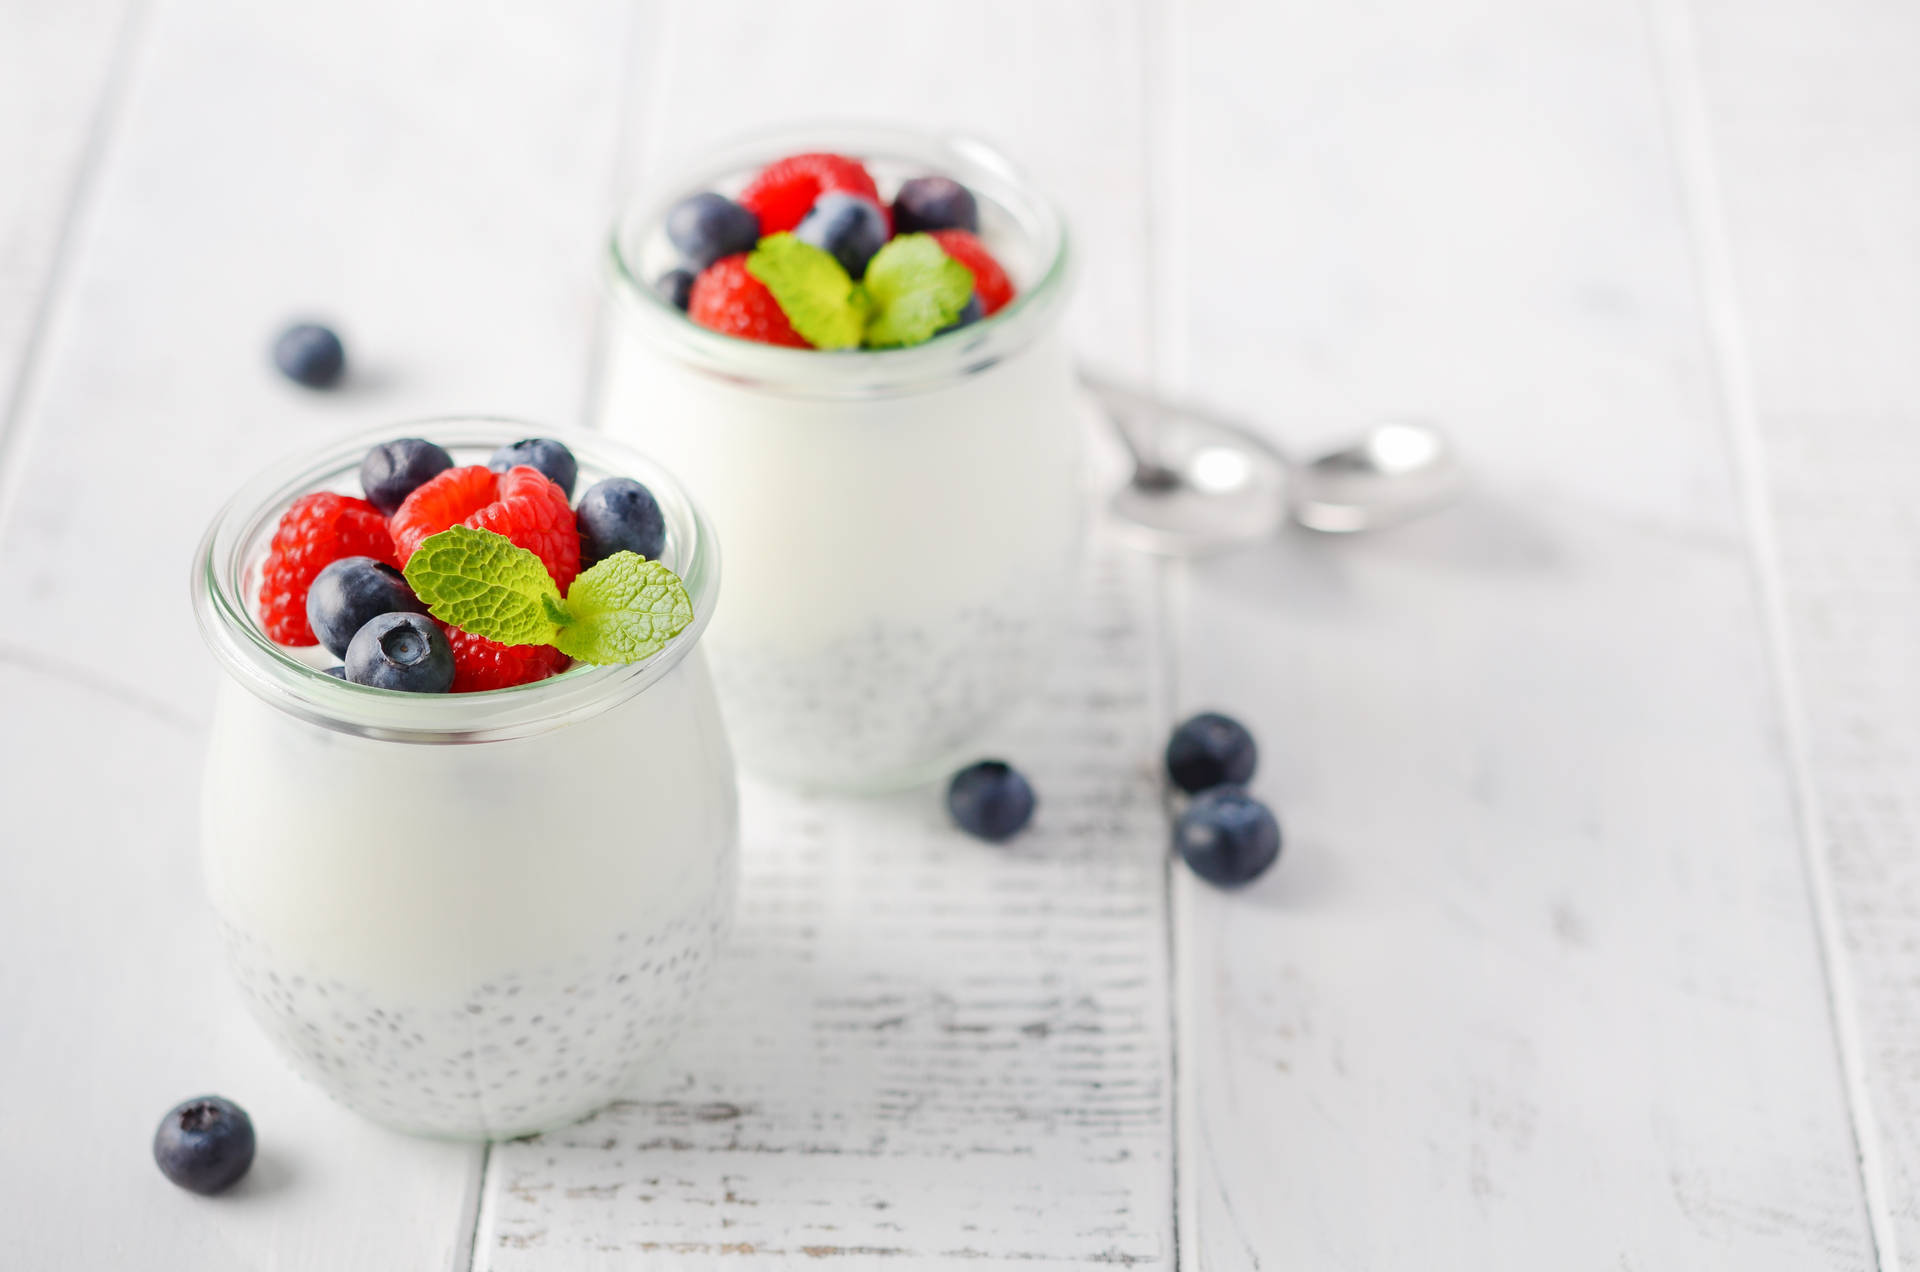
(860, 234), (974, 348)
(745, 232), (974, 351)
(402, 525), (694, 666)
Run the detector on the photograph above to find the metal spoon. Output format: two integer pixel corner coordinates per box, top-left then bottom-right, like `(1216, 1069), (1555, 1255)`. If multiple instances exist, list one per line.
(1082, 372), (1462, 555)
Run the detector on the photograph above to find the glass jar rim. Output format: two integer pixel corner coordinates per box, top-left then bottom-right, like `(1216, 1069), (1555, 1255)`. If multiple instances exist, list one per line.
(192, 419), (721, 744)
(606, 123), (1073, 401)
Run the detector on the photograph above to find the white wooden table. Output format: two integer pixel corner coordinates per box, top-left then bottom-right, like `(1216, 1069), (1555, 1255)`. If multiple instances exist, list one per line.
(2, 0), (1915, 1267)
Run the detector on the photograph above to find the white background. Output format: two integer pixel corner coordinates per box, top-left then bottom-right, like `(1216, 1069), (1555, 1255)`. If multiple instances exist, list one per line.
(0, 0), (1915, 1267)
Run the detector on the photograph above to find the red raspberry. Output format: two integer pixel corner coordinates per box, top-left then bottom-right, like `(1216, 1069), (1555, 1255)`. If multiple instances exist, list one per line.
(389, 465), (497, 562)
(390, 464), (581, 591)
(445, 627), (570, 693)
(930, 229), (1015, 315)
(738, 153), (881, 234)
(257, 492), (395, 645)
(688, 255), (809, 347)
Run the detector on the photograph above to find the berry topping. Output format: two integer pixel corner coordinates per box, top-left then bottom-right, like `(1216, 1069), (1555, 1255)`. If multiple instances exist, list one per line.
(488, 438), (578, 500)
(446, 627), (569, 693)
(929, 230), (1014, 315)
(360, 438), (454, 516)
(153, 1096), (255, 1196)
(795, 192), (889, 280)
(738, 152), (880, 234)
(345, 612), (455, 693)
(272, 322), (346, 388)
(1175, 788), (1281, 886)
(665, 191), (761, 272)
(689, 255), (809, 347)
(306, 557), (431, 659)
(947, 760), (1037, 843)
(258, 492), (396, 646)
(391, 465), (581, 591)
(893, 176), (979, 235)
(576, 476), (667, 564)
(657, 268), (696, 311)
(1165, 712), (1259, 794)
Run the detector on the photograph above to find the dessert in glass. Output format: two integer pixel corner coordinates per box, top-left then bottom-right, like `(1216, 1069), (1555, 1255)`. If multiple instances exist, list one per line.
(192, 420), (735, 1139)
(596, 128), (1081, 791)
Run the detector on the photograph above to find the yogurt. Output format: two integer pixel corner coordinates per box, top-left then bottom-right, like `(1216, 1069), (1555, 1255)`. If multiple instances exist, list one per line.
(192, 423), (736, 1139)
(596, 129), (1081, 791)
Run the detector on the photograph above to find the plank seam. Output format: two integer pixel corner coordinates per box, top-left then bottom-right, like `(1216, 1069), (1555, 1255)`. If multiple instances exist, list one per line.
(1642, 0), (1897, 1265)
(0, 0), (152, 543)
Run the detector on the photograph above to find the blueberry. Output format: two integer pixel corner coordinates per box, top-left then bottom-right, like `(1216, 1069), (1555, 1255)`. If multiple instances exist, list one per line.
(359, 437), (453, 516)
(795, 193), (889, 280)
(1165, 711), (1258, 794)
(322, 665), (347, 679)
(345, 612), (455, 693)
(272, 322), (346, 389)
(656, 268), (696, 312)
(1175, 787), (1281, 887)
(307, 556), (431, 658)
(576, 477), (666, 565)
(946, 760), (1037, 843)
(153, 1096), (255, 1196)
(892, 176), (979, 235)
(666, 192), (760, 272)
(488, 437), (577, 498)
(937, 293), (984, 336)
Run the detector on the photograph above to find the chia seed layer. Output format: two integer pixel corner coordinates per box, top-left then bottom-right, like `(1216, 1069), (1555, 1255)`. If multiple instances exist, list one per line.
(220, 886), (732, 1139)
(711, 605), (1043, 787)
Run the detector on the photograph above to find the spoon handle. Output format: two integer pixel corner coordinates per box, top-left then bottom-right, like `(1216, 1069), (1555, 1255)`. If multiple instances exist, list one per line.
(1077, 368), (1294, 470)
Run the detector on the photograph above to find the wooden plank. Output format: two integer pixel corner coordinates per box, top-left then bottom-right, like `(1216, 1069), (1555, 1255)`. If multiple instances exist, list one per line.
(477, 0), (1170, 1264)
(1162, 0), (1880, 1265)
(0, 0), (132, 459)
(1673, 0), (1920, 1261)
(480, 544), (1173, 1270)
(0, 1), (638, 1267)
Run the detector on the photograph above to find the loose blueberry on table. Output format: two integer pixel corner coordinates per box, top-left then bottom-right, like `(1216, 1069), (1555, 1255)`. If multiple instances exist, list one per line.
(1175, 786), (1282, 887)
(271, 322), (346, 389)
(661, 151), (1016, 351)
(255, 434), (693, 694)
(947, 760), (1038, 843)
(152, 1095), (255, 1195)
(1165, 711), (1259, 794)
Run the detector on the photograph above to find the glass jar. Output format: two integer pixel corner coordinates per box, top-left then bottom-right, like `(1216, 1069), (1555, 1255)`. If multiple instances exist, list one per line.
(595, 127), (1081, 791)
(192, 421), (735, 1140)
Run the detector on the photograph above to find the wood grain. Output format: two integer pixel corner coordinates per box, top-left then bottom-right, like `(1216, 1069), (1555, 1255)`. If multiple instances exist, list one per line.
(1675, 0), (1920, 1261)
(0, 0), (134, 476)
(479, 545), (1174, 1270)
(1161, 0), (1881, 1265)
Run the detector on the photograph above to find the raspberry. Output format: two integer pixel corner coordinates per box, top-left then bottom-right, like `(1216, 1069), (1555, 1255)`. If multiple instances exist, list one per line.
(930, 229), (1015, 315)
(445, 627), (569, 693)
(389, 465), (497, 562)
(257, 492), (394, 645)
(467, 465), (581, 592)
(390, 464), (581, 590)
(738, 153), (881, 234)
(688, 255), (809, 347)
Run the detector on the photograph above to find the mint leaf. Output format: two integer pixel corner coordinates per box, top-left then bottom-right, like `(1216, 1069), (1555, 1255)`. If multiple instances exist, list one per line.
(747, 233), (870, 350)
(861, 233), (973, 348)
(555, 553), (696, 665)
(402, 525), (564, 648)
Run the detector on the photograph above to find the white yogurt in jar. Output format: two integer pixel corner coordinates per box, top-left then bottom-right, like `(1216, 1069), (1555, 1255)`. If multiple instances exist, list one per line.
(193, 423), (736, 1139)
(596, 130), (1081, 790)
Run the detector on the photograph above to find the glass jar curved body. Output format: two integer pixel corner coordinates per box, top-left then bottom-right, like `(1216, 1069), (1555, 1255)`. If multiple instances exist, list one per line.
(597, 128), (1082, 791)
(193, 423), (736, 1140)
